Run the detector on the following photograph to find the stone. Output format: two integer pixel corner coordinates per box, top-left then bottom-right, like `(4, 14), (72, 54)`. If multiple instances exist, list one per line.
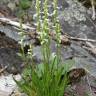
(0, 74), (21, 96)
(8, 2), (16, 11)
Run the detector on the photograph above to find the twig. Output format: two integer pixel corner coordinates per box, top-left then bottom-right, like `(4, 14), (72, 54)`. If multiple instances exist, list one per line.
(0, 17), (96, 44)
(0, 17), (35, 31)
(68, 36), (96, 43)
(86, 15), (96, 30)
(0, 17), (96, 56)
(0, 66), (8, 74)
(82, 41), (96, 56)
(91, 0), (96, 20)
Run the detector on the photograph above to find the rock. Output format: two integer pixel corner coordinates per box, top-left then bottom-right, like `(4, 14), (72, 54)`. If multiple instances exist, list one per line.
(58, 0), (96, 39)
(57, 0), (96, 78)
(8, 2), (16, 11)
(0, 0), (96, 95)
(72, 78), (96, 96)
(32, 41), (74, 63)
(14, 0), (19, 6)
(33, 46), (42, 63)
(0, 32), (23, 74)
(0, 25), (20, 41)
(0, 74), (21, 96)
(0, 0), (96, 79)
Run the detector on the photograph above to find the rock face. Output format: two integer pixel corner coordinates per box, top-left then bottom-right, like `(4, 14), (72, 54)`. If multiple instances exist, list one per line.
(32, 0), (96, 77)
(0, 0), (96, 95)
(57, 0), (96, 77)
(58, 0), (96, 39)
(0, 0), (96, 76)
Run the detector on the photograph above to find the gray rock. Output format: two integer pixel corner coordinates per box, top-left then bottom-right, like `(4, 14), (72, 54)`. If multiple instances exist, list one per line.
(8, 2), (16, 11)
(0, 25), (20, 41)
(58, 0), (96, 39)
(0, 0), (96, 78)
(0, 74), (21, 96)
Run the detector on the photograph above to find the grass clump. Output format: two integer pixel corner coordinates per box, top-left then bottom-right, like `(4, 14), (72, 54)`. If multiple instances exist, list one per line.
(14, 0), (73, 96)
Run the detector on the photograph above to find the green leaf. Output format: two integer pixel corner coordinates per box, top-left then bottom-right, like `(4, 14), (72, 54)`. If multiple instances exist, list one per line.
(19, 0), (31, 10)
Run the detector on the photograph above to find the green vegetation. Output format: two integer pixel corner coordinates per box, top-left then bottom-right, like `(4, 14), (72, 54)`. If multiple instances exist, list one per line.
(19, 0), (31, 10)
(14, 0), (74, 96)
(17, 0), (32, 21)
